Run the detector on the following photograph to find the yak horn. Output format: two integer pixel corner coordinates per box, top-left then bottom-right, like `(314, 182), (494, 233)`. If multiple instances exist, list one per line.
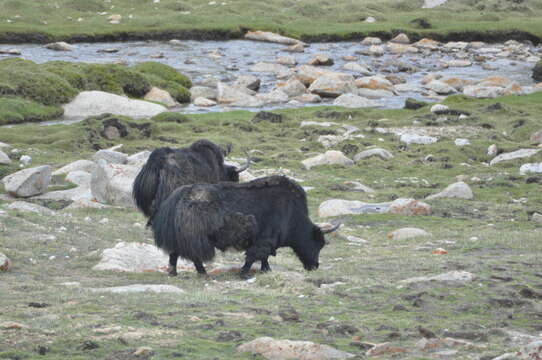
(235, 150), (251, 173)
(321, 223), (341, 234)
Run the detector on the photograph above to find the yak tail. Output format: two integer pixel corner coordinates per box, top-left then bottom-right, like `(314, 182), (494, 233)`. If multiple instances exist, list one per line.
(132, 151), (160, 218)
(151, 186), (220, 263)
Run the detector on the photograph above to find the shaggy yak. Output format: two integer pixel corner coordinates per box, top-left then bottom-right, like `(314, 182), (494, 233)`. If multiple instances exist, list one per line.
(151, 175), (339, 278)
(132, 139), (249, 225)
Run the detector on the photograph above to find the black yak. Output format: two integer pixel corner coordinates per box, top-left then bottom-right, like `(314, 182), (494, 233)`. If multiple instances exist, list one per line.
(150, 175), (339, 278)
(132, 139), (249, 225)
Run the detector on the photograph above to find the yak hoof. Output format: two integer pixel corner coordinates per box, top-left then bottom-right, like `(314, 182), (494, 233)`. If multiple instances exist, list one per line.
(167, 266), (178, 277)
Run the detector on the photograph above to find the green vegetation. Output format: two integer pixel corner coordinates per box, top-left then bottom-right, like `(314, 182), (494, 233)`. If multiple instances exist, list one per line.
(0, 97), (63, 125)
(1, 91), (542, 359)
(0, 0), (541, 41)
(0, 59), (192, 125)
(151, 112), (191, 123)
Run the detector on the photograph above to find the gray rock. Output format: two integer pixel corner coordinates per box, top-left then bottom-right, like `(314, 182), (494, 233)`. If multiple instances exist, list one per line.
(425, 80), (456, 95)
(426, 181), (473, 200)
(308, 54), (334, 66)
(333, 93), (379, 108)
(2, 165), (52, 198)
(487, 144), (498, 156)
(430, 104), (449, 113)
(423, 0), (448, 8)
(400, 271), (476, 286)
(234, 75), (261, 91)
(127, 151), (151, 167)
(532, 213), (542, 224)
(237, 337), (355, 359)
(143, 87), (176, 107)
(490, 148), (541, 166)
(7, 201), (55, 215)
(256, 90), (289, 104)
(278, 78), (307, 97)
(353, 148), (393, 161)
(390, 33), (410, 44)
(276, 56), (297, 66)
(63, 91), (166, 119)
(217, 82), (257, 104)
(342, 62), (373, 75)
(520, 162), (542, 175)
(309, 74), (356, 98)
(388, 227), (430, 240)
(400, 134), (438, 145)
(294, 94), (322, 103)
(250, 62), (291, 77)
(190, 86), (218, 101)
(93, 150), (128, 165)
(90, 160), (139, 207)
(361, 37), (381, 45)
(45, 41), (74, 51)
(0, 150), (11, 165)
(19, 155), (32, 166)
(90, 284), (183, 294)
(317, 135), (347, 148)
(302, 151), (354, 170)
(93, 241), (193, 273)
(245, 31), (304, 46)
(355, 88), (394, 99)
(318, 199), (391, 217)
(447, 60), (472, 67)
(194, 97), (217, 107)
(343, 181), (375, 193)
(367, 45), (384, 56)
(0, 253), (11, 272)
(52, 160), (97, 176)
(65, 171), (92, 187)
(463, 85), (504, 98)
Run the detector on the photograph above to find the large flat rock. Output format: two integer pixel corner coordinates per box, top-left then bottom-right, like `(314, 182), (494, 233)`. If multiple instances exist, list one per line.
(62, 91), (167, 119)
(92, 242), (194, 273)
(90, 284), (183, 294)
(237, 337), (355, 359)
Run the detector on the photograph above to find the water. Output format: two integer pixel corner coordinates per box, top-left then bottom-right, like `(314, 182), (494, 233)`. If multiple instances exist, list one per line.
(0, 39), (539, 125)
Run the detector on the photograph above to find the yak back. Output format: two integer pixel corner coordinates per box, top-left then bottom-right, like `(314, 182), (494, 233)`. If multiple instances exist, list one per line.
(133, 139), (229, 222)
(151, 175), (312, 261)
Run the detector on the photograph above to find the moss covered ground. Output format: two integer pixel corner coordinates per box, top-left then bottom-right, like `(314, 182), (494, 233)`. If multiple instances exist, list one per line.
(0, 0), (542, 43)
(0, 59), (191, 125)
(1, 92), (541, 359)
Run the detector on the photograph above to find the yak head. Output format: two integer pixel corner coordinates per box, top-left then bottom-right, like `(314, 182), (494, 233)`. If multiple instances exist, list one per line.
(223, 151), (251, 182)
(295, 223), (340, 271)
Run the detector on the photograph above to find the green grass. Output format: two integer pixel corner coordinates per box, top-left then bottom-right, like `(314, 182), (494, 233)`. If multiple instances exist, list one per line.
(1, 92), (542, 358)
(0, 0), (541, 41)
(0, 59), (192, 125)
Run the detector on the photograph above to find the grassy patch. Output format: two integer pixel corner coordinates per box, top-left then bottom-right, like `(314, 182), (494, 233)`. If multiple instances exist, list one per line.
(0, 0), (541, 41)
(0, 59), (191, 125)
(1, 92), (542, 358)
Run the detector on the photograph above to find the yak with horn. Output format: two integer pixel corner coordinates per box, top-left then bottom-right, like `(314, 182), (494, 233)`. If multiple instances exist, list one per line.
(150, 175), (340, 278)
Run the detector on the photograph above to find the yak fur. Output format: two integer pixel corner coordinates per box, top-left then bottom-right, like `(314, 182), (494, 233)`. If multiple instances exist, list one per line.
(132, 139), (241, 225)
(151, 175), (330, 278)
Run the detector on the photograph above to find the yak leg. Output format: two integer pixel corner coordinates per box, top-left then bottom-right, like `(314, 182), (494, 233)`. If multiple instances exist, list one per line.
(193, 260), (207, 276)
(168, 253), (179, 277)
(239, 256), (256, 280)
(260, 259), (271, 273)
